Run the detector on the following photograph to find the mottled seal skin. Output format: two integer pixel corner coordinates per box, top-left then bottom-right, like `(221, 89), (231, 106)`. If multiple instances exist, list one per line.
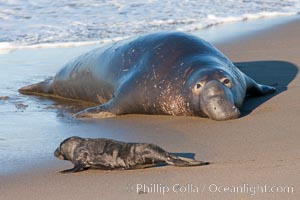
(54, 136), (209, 173)
(19, 32), (275, 120)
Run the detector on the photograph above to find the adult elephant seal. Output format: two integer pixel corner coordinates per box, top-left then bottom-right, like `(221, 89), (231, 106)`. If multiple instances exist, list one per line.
(19, 32), (275, 120)
(54, 136), (209, 173)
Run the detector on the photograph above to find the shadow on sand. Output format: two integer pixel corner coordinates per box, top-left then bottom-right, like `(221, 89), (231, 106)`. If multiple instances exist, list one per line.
(235, 60), (298, 117)
(148, 152), (199, 169)
(172, 152), (196, 159)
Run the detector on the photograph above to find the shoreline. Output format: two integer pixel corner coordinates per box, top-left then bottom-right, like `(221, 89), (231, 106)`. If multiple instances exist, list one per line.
(1, 16), (300, 199)
(1, 15), (299, 55)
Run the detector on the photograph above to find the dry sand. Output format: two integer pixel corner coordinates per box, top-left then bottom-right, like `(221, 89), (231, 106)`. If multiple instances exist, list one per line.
(1, 18), (299, 200)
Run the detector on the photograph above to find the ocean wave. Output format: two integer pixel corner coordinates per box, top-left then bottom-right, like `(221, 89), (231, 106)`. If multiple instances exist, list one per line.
(0, 37), (128, 54)
(177, 11), (299, 32)
(0, 0), (299, 53)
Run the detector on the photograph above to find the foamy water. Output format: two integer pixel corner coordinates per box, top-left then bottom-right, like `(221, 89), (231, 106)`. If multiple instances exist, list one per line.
(0, 0), (300, 53)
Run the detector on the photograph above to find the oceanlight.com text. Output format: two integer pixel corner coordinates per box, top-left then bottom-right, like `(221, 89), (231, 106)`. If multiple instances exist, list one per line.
(131, 183), (294, 196)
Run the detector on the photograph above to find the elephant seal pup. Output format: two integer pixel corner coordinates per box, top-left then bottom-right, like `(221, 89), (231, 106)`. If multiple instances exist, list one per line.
(54, 136), (209, 173)
(19, 32), (276, 120)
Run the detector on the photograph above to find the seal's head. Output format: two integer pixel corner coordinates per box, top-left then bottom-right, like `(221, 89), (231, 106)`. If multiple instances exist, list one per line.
(189, 65), (244, 121)
(54, 136), (83, 161)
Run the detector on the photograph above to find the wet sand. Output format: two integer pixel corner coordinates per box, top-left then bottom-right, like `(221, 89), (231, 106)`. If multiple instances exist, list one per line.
(1, 17), (300, 199)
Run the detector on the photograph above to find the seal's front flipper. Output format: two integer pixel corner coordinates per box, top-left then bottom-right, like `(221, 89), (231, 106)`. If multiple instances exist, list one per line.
(245, 75), (276, 96)
(166, 155), (209, 167)
(60, 161), (86, 174)
(74, 102), (117, 118)
(19, 77), (54, 95)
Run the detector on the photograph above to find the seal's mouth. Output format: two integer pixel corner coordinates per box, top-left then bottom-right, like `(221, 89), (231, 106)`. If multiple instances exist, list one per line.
(202, 97), (240, 120)
(54, 148), (66, 160)
(200, 80), (240, 120)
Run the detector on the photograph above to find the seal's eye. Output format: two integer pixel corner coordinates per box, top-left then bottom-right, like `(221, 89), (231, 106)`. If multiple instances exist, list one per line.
(195, 83), (202, 89)
(222, 78), (230, 86)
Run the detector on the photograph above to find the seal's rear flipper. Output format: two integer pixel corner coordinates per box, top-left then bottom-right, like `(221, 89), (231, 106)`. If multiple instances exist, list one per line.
(19, 77), (54, 95)
(166, 155), (209, 167)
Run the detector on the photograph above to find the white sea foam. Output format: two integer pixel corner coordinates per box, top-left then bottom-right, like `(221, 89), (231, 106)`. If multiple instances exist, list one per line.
(0, 37), (128, 54)
(0, 0), (299, 53)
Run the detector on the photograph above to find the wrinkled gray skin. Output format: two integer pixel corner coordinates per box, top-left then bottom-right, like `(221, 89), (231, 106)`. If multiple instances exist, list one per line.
(19, 32), (275, 120)
(54, 136), (209, 173)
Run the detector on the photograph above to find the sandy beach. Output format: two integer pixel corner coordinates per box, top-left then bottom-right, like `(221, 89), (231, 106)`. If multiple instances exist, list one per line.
(1, 16), (299, 200)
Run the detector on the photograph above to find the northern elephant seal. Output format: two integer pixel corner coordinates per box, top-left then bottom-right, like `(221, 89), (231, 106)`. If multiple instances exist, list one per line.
(19, 32), (275, 120)
(54, 136), (209, 173)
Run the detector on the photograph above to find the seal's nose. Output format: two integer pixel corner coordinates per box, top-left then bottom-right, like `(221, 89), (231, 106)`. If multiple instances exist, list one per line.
(54, 148), (66, 160)
(54, 148), (61, 157)
(200, 80), (240, 120)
